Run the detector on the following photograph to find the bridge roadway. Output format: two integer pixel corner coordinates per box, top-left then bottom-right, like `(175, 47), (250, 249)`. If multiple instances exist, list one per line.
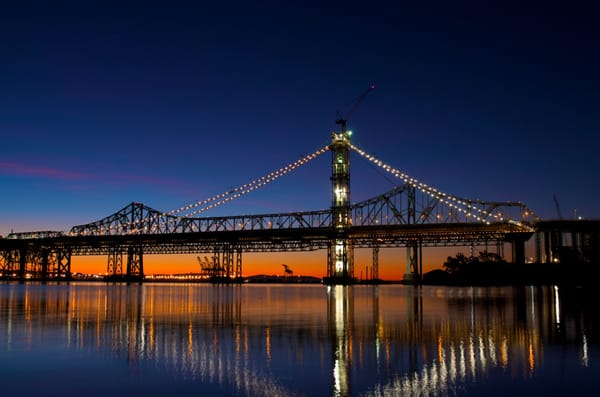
(1, 222), (529, 255)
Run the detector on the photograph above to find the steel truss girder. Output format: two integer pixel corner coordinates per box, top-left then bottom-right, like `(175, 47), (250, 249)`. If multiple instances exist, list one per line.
(0, 185), (535, 241)
(61, 186), (535, 238)
(350, 186), (535, 227)
(68, 202), (334, 236)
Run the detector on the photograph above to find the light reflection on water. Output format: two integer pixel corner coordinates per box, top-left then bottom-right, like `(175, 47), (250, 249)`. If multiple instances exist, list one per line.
(0, 282), (597, 396)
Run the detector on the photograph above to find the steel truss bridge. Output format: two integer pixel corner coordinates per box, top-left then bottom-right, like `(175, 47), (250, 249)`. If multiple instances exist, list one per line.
(0, 133), (537, 283)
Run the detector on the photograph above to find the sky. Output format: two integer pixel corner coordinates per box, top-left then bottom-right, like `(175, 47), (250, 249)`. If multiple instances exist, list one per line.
(1, 1), (599, 277)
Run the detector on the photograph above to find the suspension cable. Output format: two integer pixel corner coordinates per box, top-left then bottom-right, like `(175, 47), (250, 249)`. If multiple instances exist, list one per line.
(86, 145), (331, 235)
(172, 145), (330, 217)
(350, 143), (536, 223)
(72, 141), (537, 237)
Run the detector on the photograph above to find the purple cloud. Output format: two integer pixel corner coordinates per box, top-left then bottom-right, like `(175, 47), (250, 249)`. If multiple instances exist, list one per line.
(0, 161), (89, 180)
(0, 160), (198, 197)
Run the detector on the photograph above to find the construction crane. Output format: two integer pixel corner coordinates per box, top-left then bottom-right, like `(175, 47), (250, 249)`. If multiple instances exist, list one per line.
(196, 256), (210, 271)
(335, 84), (375, 133)
(197, 256), (225, 279)
(553, 193), (563, 220)
(282, 264), (293, 277)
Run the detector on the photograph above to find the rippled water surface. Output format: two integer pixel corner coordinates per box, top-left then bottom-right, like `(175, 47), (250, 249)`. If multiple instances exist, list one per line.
(0, 282), (598, 396)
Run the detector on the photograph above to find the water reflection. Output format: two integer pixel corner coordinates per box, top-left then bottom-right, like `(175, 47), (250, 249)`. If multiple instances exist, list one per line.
(0, 282), (597, 396)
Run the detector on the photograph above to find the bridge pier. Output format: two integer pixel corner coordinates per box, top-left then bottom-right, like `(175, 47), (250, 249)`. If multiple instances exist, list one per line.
(511, 238), (526, 264)
(371, 246), (379, 282)
(126, 246), (144, 281)
(19, 248), (27, 280)
(326, 238), (354, 284)
(209, 245), (243, 282)
(57, 249), (71, 279)
(41, 249), (49, 280)
(403, 240), (422, 284)
(106, 246), (143, 281)
(107, 248), (123, 277)
(0, 250), (7, 277)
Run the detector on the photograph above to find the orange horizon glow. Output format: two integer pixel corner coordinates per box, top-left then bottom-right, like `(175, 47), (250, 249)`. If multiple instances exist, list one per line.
(69, 247), (476, 281)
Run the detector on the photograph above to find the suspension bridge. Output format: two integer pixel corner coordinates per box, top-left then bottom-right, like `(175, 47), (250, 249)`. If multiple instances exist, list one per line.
(0, 116), (540, 284)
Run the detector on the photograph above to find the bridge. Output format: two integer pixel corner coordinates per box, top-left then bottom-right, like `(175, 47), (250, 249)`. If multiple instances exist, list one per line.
(0, 121), (539, 283)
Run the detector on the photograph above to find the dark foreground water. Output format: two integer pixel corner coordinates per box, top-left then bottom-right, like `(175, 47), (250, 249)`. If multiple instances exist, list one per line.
(0, 282), (597, 397)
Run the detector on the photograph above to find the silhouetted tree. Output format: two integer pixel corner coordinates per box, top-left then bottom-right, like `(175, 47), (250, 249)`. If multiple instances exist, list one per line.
(443, 253), (474, 274)
(442, 251), (510, 284)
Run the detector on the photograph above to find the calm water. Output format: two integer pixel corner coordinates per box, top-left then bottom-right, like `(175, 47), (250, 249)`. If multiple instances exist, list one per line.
(0, 282), (597, 397)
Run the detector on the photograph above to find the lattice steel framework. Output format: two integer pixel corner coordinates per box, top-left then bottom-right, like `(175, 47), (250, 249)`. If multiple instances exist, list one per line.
(62, 187), (535, 238)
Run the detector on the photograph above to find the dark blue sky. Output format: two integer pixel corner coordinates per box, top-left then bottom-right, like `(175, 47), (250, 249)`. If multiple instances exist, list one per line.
(1, 1), (599, 234)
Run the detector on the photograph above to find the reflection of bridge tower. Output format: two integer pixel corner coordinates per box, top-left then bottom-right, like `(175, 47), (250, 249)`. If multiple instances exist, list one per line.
(327, 285), (353, 396)
(326, 120), (354, 284)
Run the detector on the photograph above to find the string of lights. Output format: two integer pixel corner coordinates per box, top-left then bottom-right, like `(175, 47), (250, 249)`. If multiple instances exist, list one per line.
(68, 142), (538, 237)
(179, 145), (330, 217)
(350, 144), (537, 223)
(99, 145), (331, 235)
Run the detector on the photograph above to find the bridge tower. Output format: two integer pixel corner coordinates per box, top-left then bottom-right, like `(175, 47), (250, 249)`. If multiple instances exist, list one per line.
(326, 119), (354, 284)
(325, 85), (374, 284)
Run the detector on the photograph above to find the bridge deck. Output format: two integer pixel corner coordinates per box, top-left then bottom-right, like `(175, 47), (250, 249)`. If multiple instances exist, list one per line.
(0, 222), (532, 255)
